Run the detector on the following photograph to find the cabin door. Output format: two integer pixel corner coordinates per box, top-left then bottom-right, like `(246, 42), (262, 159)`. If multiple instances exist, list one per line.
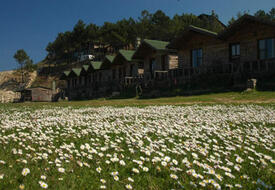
(161, 55), (166, 71)
(130, 64), (134, 76)
(150, 58), (156, 79)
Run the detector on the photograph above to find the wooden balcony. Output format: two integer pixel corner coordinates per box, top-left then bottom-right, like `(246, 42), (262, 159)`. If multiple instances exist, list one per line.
(180, 59), (275, 79)
(154, 70), (169, 81)
(124, 75), (144, 86)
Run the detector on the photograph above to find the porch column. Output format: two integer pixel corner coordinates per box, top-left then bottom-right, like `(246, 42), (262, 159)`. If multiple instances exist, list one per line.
(265, 61), (269, 72)
(240, 62), (243, 73)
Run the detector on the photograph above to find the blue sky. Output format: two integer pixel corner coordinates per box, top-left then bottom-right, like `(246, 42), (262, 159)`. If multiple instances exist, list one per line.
(0, 0), (274, 71)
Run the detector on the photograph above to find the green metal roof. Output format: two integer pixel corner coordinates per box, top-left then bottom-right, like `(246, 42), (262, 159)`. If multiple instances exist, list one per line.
(106, 55), (115, 63)
(90, 61), (103, 70)
(60, 71), (70, 80)
(167, 25), (218, 49)
(71, 68), (82, 77)
(188, 25), (218, 36)
(82, 65), (89, 71)
(63, 71), (70, 76)
(119, 50), (135, 61)
(144, 39), (169, 50)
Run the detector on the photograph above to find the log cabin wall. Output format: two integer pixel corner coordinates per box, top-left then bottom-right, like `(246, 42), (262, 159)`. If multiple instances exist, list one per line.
(143, 53), (157, 81)
(125, 62), (139, 77)
(224, 22), (275, 63)
(143, 52), (178, 81)
(177, 22), (275, 71)
(177, 33), (226, 68)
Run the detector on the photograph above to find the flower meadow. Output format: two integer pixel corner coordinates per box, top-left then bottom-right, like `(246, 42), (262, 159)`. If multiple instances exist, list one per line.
(0, 105), (274, 189)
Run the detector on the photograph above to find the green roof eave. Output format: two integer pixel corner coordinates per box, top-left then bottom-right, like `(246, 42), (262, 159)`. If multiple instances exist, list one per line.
(106, 55), (115, 63)
(90, 61), (103, 70)
(60, 71), (70, 80)
(72, 68), (82, 77)
(82, 65), (89, 71)
(64, 71), (70, 76)
(167, 25), (218, 49)
(188, 25), (218, 36)
(144, 39), (170, 51)
(119, 50), (136, 62)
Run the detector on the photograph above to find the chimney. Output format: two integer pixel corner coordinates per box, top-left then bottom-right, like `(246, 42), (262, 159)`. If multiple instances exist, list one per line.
(136, 37), (141, 48)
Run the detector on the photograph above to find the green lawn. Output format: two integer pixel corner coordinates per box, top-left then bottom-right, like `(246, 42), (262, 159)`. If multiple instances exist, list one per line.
(2, 90), (275, 108)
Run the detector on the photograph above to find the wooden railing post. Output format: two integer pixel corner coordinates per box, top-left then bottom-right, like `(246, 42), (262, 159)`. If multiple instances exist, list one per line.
(265, 61), (269, 72)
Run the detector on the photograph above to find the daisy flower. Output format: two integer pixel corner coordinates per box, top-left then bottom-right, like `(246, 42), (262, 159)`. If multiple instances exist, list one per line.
(113, 175), (119, 181)
(58, 168), (65, 173)
(170, 174), (178, 180)
(39, 181), (48, 189)
(96, 167), (102, 173)
(125, 184), (133, 189)
(22, 168), (30, 176)
(132, 168), (139, 174)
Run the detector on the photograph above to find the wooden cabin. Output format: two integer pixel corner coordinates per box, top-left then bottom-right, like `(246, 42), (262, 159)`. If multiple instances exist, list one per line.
(168, 25), (225, 79)
(168, 15), (275, 80)
(18, 86), (56, 102)
(65, 68), (83, 100)
(60, 15), (274, 100)
(111, 50), (141, 87)
(133, 39), (178, 83)
(218, 15), (275, 75)
(29, 87), (55, 102)
(61, 57), (115, 100)
(90, 61), (112, 97)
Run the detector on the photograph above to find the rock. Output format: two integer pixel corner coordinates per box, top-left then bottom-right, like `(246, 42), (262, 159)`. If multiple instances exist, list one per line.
(0, 70), (37, 103)
(0, 90), (20, 103)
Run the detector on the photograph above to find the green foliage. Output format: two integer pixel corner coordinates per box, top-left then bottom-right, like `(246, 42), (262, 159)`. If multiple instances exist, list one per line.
(13, 49), (36, 82)
(13, 49), (29, 69)
(46, 10), (227, 64)
(24, 59), (37, 72)
(228, 8), (275, 26)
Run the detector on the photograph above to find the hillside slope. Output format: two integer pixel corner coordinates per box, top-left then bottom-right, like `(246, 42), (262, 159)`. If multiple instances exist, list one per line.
(0, 70), (37, 103)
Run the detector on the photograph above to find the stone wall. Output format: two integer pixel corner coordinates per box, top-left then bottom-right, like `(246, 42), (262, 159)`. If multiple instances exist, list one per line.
(0, 90), (20, 103)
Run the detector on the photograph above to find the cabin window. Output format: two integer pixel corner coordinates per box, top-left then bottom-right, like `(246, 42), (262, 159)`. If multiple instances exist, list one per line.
(82, 76), (85, 85)
(130, 64), (134, 76)
(73, 79), (77, 88)
(88, 75), (91, 84)
(138, 62), (144, 69)
(84, 76), (88, 86)
(191, 49), (203, 67)
(161, 55), (166, 70)
(230, 43), (240, 60)
(119, 68), (122, 79)
(123, 67), (126, 77)
(259, 38), (275, 60)
(150, 58), (156, 78)
(99, 73), (102, 81)
(112, 69), (116, 79)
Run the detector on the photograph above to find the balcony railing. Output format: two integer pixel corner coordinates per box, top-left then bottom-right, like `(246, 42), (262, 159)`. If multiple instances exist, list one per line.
(124, 75), (144, 86)
(154, 70), (169, 81)
(179, 59), (275, 79)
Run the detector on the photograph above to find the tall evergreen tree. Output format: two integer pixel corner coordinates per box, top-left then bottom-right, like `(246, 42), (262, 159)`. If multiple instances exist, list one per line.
(13, 49), (30, 82)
